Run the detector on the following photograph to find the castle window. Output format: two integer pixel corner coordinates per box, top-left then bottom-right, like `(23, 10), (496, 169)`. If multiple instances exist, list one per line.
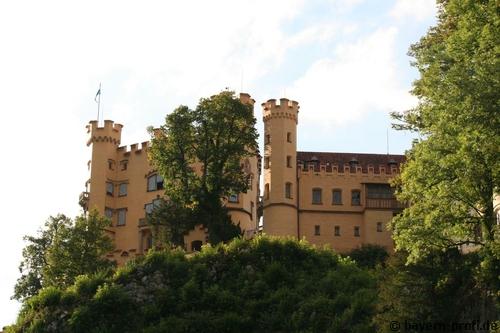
(248, 175), (253, 190)
(354, 226), (360, 237)
(265, 183), (270, 199)
(351, 190), (361, 206)
(108, 159), (115, 170)
(147, 174), (164, 192)
(332, 189), (342, 205)
(105, 207), (113, 219)
(334, 226), (340, 236)
(285, 182), (292, 199)
(264, 157), (270, 169)
(250, 201), (254, 221)
(119, 183), (127, 196)
(377, 222), (383, 232)
(106, 182), (114, 196)
(312, 188), (322, 204)
(117, 208), (127, 226)
(228, 194), (239, 203)
(286, 156), (292, 168)
(120, 160), (128, 171)
(287, 132), (292, 143)
(265, 134), (271, 144)
(314, 225), (320, 236)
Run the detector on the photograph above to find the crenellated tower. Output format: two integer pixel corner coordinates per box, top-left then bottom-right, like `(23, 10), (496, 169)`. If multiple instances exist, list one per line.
(262, 98), (299, 237)
(86, 120), (123, 215)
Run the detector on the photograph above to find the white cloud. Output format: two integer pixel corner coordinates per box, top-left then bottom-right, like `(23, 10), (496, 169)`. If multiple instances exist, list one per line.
(288, 27), (416, 127)
(390, 0), (437, 22)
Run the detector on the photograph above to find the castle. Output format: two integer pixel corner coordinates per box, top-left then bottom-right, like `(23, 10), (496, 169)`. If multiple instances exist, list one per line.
(83, 93), (404, 264)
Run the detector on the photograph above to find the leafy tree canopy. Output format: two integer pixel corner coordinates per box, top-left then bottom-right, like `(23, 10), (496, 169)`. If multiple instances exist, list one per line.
(13, 211), (115, 301)
(390, 0), (499, 263)
(148, 91), (259, 245)
(374, 249), (485, 332)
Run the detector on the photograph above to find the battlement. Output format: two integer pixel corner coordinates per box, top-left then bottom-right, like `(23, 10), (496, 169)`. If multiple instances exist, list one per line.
(117, 141), (150, 155)
(262, 98), (300, 123)
(86, 120), (123, 146)
(297, 161), (400, 176)
(297, 151), (404, 177)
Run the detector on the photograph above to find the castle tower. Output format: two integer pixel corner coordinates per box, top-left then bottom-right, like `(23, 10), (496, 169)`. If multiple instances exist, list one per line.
(262, 98), (299, 237)
(86, 120), (123, 215)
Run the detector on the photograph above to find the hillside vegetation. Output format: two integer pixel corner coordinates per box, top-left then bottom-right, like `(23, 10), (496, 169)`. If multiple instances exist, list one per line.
(8, 237), (377, 333)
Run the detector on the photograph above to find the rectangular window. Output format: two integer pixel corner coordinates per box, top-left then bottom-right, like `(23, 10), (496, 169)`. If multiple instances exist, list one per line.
(119, 183), (127, 196)
(332, 189), (342, 205)
(354, 226), (360, 237)
(106, 182), (114, 196)
(314, 225), (320, 236)
(108, 159), (115, 170)
(265, 184), (270, 199)
(286, 156), (292, 168)
(147, 174), (164, 191)
(285, 182), (292, 199)
(377, 222), (383, 232)
(105, 207), (113, 219)
(265, 134), (271, 144)
(264, 157), (270, 169)
(117, 209), (127, 226)
(351, 190), (361, 206)
(287, 132), (292, 143)
(228, 194), (239, 203)
(312, 188), (322, 204)
(250, 201), (254, 221)
(334, 226), (340, 236)
(120, 160), (128, 171)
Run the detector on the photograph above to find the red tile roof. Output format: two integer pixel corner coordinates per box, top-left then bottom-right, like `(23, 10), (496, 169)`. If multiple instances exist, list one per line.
(297, 151), (405, 173)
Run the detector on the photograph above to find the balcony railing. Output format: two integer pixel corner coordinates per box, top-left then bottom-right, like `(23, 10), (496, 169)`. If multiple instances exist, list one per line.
(365, 198), (405, 210)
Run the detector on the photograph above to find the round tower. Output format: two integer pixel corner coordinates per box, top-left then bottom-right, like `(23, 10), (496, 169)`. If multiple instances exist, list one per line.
(86, 120), (123, 215)
(262, 98), (299, 237)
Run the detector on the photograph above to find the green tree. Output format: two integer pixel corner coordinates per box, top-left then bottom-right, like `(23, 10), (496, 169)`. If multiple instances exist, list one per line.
(13, 215), (71, 301)
(374, 249), (482, 332)
(347, 244), (389, 269)
(13, 211), (115, 301)
(148, 91), (259, 244)
(391, 0), (499, 274)
(44, 210), (116, 288)
(390, 0), (499, 318)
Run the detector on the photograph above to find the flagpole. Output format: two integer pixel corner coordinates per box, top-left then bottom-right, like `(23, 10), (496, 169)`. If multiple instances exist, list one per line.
(96, 83), (101, 124)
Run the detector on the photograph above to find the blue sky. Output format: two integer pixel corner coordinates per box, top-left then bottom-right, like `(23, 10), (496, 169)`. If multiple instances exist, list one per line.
(0, 0), (437, 325)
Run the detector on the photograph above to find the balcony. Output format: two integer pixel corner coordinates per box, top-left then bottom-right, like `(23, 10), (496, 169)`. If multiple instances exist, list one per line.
(365, 198), (405, 210)
(79, 191), (89, 211)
